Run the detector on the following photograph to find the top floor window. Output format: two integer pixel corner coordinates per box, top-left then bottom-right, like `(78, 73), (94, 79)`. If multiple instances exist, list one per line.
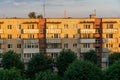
(84, 24), (90, 29)
(8, 25), (12, 29)
(107, 24), (113, 29)
(64, 24), (68, 29)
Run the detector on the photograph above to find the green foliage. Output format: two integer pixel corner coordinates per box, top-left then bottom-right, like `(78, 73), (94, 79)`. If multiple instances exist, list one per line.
(28, 12), (36, 18)
(37, 14), (43, 18)
(64, 60), (103, 80)
(109, 52), (120, 65)
(106, 60), (120, 80)
(0, 68), (22, 80)
(56, 49), (77, 76)
(1, 50), (24, 70)
(83, 50), (98, 64)
(35, 70), (61, 80)
(27, 53), (53, 78)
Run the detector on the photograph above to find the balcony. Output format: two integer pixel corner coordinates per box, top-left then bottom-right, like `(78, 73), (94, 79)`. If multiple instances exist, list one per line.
(94, 33), (100, 38)
(24, 39), (39, 43)
(0, 39), (3, 43)
(79, 39), (95, 43)
(46, 48), (62, 53)
(108, 39), (117, 42)
(23, 29), (39, 33)
(23, 48), (39, 53)
(80, 48), (95, 53)
(103, 29), (118, 33)
(103, 39), (108, 43)
(46, 38), (61, 43)
(0, 29), (4, 33)
(46, 29), (61, 33)
(102, 57), (108, 63)
(103, 48), (109, 53)
(80, 29), (95, 33)
(0, 49), (3, 53)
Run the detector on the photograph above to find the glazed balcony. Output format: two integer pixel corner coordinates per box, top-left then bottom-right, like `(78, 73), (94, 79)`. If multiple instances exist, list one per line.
(46, 38), (61, 43)
(102, 48), (109, 53)
(0, 39), (3, 43)
(103, 29), (118, 33)
(23, 29), (39, 33)
(102, 39), (108, 43)
(46, 29), (61, 33)
(79, 39), (96, 43)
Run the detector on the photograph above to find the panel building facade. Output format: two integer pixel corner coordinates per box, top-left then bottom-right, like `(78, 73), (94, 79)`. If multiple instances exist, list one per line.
(0, 15), (120, 68)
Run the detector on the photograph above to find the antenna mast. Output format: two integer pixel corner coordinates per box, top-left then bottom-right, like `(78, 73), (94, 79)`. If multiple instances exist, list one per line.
(43, 0), (46, 18)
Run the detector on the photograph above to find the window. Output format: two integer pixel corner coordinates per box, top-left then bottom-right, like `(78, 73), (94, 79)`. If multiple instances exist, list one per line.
(106, 44), (113, 48)
(73, 34), (78, 38)
(73, 24), (77, 29)
(17, 25), (21, 29)
(8, 44), (12, 48)
(64, 34), (68, 38)
(73, 43), (77, 48)
(8, 34), (12, 39)
(17, 44), (21, 48)
(24, 43), (38, 48)
(54, 34), (59, 38)
(64, 43), (68, 48)
(106, 34), (113, 38)
(17, 34), (21, 39)
(84, 24), (90, 29)
(107, 24), (113, 29)
(28, 34), (34, 39)
(83, 43), (90, 48)
(8, 25), (12, 29)
(64, 24), (68, 29)
(78, 29), (80, 33)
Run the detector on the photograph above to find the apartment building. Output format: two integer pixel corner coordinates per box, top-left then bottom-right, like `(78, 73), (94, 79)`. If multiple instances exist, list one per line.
(0, 15), (120, 68)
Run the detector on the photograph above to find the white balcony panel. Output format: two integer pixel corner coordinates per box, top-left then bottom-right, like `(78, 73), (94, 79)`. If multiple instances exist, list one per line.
(108, 39), (117, 42)
(103, 48), (109, 53)
(0, 29), (3, 33)
(103, 39), (108, 43)
(79, 39), (95, 43)
(23, 48), (39, 53)
(80, 48), (95, 53)
(23, 29), (39, 33)
(23, 58), (30, 63)
(0, 39), (3, 43)
(0, 49), (3, 53)
(46, 48), (62, 53)
(102, 57), (108, 62)
(24, 39), (39, 43)
(80, 29), (95, 33)
(47, 38), (61, 43)
(103, 29), (118, 33)
(46, 29), (61, 33)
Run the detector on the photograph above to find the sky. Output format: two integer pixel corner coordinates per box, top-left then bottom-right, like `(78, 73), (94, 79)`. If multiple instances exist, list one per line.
(0, 0), (120, 18)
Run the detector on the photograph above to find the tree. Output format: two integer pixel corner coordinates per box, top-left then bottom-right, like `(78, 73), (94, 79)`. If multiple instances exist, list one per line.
(56, 49), (77, 76)
(0, 68), (22, 80)
(106, 60), (120, 80)
(37, 14), (43, 18)
(64, 60), (103, 80)
(28, 12), (36, 18)
(109, 52), (120, 65)
(83, 50), (98, 65)
(35, 70), (61, 80)
(27, 53), (53, 78)
(1, 50), (24, 70)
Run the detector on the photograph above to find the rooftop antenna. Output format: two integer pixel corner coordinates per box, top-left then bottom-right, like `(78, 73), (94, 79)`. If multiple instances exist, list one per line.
(64, 9), (67, 18)
(94, 9), (96, 15)
(43, 0), (46, 18)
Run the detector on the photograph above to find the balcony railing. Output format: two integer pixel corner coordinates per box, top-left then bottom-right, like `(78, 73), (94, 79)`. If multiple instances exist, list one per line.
(103, 29), (118, 33)
(46, 29), (61, 33)
(46, 38), (61, 43)
(79, 48), (95, 53)
(23, 48), (39, 53)
(80, 29), (95, 33)
(79, 39), (96, 43)
(0, 39), (3, 43)
(46, 48), (62, 53)
(0, 29), (3, 33)
(102, 48), (109, 53)
(0, 49), (3, 53)
(23, 29), (39, 33)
